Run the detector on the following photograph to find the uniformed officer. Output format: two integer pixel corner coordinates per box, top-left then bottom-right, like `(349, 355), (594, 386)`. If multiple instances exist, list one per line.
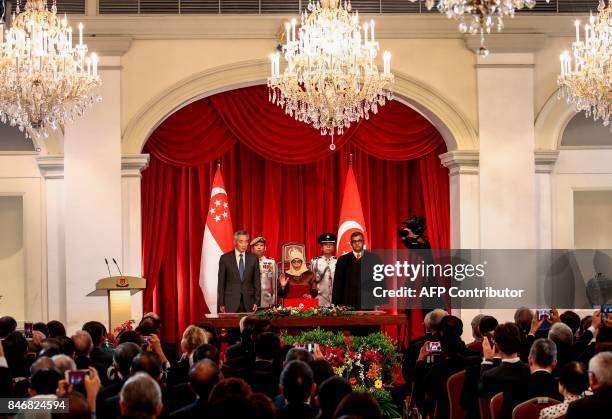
(251, 236), (276, 308)
(310, 233), (337, 306)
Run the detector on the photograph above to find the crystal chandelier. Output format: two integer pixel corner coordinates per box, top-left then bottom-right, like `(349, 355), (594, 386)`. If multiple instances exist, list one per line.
(0, 0), (101, 139)
(267, 0), (394, 150)
(410, 0), (549, 56)
(558, 0), (611, 127)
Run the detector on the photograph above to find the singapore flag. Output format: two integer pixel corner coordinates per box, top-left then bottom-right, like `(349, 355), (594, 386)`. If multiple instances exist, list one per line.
(199, 167), (234, 314)
(336, 163), (369, 256)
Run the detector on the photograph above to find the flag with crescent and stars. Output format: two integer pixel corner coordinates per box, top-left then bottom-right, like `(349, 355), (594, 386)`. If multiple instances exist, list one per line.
(336, 163), (369, 255)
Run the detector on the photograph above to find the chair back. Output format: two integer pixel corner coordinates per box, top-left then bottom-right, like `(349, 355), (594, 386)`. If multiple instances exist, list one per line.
(490, 392), (504, 419)
(446, 370), (467, 419)
(479, 397), (491, 419)
(511, 397), (561, 419)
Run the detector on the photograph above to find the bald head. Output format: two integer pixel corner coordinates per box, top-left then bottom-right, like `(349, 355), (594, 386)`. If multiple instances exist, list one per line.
(189, 359), (220, 400)
(72, 330), (93, 357)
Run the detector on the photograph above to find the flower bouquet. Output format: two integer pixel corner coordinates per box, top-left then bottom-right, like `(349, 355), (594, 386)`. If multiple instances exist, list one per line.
(253, 304), (353, 319)
(281, 328), (400, 418)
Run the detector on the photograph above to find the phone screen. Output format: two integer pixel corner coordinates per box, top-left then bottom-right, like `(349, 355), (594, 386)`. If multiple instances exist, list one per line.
(427, 341), (442, 352)
(24, 322), (33, 339)
(67, 370), (89, 387)
(602, 304), (612, 315)
(537, 309), (551, 321)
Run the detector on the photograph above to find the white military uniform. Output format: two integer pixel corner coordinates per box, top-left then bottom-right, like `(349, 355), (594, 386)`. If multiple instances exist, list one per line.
(310, 255), (337, 306)
(259, 256), (276, 307)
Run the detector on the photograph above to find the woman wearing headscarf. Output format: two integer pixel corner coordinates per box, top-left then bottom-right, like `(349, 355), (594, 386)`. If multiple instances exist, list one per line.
(278, 248), (318, 300)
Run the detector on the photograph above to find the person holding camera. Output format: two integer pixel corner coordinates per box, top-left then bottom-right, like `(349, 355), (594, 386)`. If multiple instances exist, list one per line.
(398, 216), (430, 250)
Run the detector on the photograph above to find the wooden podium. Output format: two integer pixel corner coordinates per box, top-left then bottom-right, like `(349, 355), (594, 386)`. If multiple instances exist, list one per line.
(88, 276), (146, 331)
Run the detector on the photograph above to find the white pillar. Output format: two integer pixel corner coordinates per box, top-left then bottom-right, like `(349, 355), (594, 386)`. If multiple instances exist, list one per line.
(535, 151), (559, 249)
(63, 57), (123, 334)
(439, 150), (480, 249)
(477, 54), (537, 249)
(121, 154), (150, 322)
(37, 156), (67, 323)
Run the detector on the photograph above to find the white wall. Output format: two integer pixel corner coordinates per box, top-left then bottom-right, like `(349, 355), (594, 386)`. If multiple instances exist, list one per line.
(574, 191), (612, 249)
(0, 155), (45, 322)
(63, 63), (123, 334)
(0, 196), (25, 320)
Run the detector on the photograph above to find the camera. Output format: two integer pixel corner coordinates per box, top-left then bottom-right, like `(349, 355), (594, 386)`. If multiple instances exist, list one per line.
(399, 216), (425, 237)
(426, 341), (442, 353)
(537, 309), (551, 321)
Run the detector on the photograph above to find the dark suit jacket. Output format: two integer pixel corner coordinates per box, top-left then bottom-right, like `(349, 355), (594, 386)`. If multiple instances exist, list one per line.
(566, 385), (612, 419)
(478, 360), (530, 398)
(246, 359), (280, 398)
(502, 370), (561, 419)
(276, 402), (319, 419)
(218, 250), (260, 312)
(169, 398), (207, 419)
(332, 251), (382, 309)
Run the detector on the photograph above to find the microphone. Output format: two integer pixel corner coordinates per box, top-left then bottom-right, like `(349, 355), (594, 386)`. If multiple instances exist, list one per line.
(112, 258), (123, 276)
(104, 258), (112, 277)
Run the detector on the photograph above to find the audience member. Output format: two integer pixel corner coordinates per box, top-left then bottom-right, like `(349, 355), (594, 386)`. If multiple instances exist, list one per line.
(72, 330), (94, 370)
(503, 338), (561, 418)
(317, 376), (352, 419)
(119, 372), (163, 419)
(479, 323), (530, 402)
(32, 322), (49, 338)
(248, 331), (281, 397)
(466, 314), (485, 353)
(277, 360), (318, 419)
(51, 354), (76, 375)
(539, 361), (589, 419)
(46, 321), (66, 338)
(566, 351), (612, 418)
(170, 359), (220, 418)
(560, 310), (581, 336)
(333, 392), (382, 419)
(0, 316), (17, 338)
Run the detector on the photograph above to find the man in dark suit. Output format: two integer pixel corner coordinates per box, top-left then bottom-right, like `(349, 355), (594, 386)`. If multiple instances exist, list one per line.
(479, 323), (530, 419)
(170, 359), (220, 418)
(218, 230), (261, 313)
(566, 351), (612, 418)
(503, 338), (562, 418)
(332, 231), (382, 310)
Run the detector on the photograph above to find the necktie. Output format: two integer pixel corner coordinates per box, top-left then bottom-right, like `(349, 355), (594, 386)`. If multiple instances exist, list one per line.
(356, 253), (362, 260)
(239, 253), (245, 281)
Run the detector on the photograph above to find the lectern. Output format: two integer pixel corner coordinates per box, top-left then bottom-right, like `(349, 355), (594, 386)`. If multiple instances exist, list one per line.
(88, 276), (146, 331)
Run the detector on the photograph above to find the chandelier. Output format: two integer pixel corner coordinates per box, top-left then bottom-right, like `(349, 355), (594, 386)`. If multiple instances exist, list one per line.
(0, 0), (101, 139)
(558, 0), (611, 127)
(267, 0), (394, 150)
(410, 0), (549, 56)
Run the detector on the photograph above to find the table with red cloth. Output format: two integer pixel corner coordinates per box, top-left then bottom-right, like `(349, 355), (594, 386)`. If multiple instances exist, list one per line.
(205, 311), (409, 349)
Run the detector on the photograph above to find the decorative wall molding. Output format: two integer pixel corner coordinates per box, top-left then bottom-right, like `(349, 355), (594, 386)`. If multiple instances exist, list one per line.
(121, 154), (150, 178)
(84, 36), (133, 56)
(121, 59), (478, 154)
(535, 150), (560, 173)
(79, 14), (585, 42)
(465, 33), (547, 54)
(36, 156), (65, 179)
(439, 150), (480, 175)
(535, 89), (577, 151)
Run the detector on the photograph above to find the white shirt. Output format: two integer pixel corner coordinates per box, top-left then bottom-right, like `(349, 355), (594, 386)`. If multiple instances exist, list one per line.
(353, 251), (363, 259)
(235, 249), (246, 268)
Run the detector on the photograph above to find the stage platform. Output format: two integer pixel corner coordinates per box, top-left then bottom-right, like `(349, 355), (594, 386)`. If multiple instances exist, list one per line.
(205, 312), (408, 329)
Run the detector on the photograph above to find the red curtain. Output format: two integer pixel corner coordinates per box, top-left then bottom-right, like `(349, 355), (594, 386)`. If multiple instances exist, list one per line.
(141, 85), (450, 341)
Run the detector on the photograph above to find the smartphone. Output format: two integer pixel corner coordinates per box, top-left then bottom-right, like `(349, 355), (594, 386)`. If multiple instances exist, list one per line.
(537, 309), (551, 321)
(307, 343), (315, 353)
(426, 341), (442, 353)
(142, 336), (151, 345)
(602, 304), (612, 315)
(23, 322), (33, 339)
(487, 335), (495, 347)
(66, 369), (89, 391)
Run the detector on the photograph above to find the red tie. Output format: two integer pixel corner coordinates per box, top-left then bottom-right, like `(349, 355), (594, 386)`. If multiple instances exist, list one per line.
(356, 253), (362, 260)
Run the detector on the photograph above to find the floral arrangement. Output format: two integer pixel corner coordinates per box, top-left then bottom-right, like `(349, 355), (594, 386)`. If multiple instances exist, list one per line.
(281, 328), (400, 418)
(253, 304), (353, 319)
(104, 319), (135, 349)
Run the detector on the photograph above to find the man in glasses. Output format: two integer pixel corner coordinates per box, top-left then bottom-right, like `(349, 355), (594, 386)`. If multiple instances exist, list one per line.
(332, 231), (381, 310)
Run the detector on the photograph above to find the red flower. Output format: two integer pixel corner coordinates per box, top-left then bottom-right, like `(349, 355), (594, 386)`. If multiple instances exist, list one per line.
(349, 377), (357, 385)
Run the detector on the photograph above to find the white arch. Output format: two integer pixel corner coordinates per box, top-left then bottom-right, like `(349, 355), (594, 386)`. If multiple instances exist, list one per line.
(535, 89), (578, 151)
(121, 58), (478, 154)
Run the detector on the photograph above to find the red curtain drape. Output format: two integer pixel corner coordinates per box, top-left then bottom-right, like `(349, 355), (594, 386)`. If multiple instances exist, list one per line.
(141, 85), (450, 341)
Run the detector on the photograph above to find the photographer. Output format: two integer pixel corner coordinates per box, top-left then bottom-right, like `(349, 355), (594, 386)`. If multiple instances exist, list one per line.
(398, 216), (430, 250)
